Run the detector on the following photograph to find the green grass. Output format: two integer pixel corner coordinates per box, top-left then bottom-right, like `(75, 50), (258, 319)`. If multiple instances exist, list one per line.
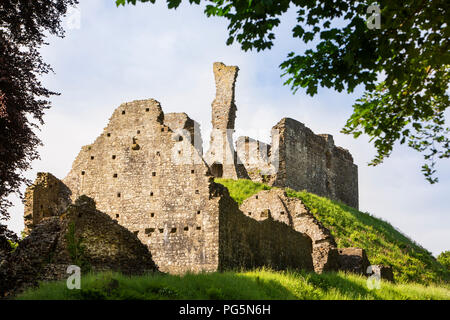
(216, 178), (271, 205)
(215, 179), (450, 285)
(17, 269), (450, 300)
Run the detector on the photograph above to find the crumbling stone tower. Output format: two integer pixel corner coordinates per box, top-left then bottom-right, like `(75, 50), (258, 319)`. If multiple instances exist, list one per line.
(205, 62), (245, 179)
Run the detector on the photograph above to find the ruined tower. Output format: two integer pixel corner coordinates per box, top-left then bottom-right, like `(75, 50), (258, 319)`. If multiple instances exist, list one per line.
(205, 62), (243, 179)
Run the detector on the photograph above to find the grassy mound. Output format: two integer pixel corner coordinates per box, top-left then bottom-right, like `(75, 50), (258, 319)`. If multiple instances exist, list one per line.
(215, 179), (449, 284)
(17, 269), (450, 300)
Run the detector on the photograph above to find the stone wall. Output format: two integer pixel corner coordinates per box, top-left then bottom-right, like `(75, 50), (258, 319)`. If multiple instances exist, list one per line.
(23, 172), (72, 235)
(239, 188), (338, 273)
(164, 112), (203, 155)
(271, 118), (358, 209)
(236, 136), (275, 184)
(21, 61), (361, 276)
(62, 99), (221, 274)
(216, 185), (313, 272)
(1, 196), (158, 297)
(205, 62), (243, 179)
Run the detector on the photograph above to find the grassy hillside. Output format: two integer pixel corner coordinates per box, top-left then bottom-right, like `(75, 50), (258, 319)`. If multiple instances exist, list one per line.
(17, 269), (450, 300)
(215, 179), (449, 284)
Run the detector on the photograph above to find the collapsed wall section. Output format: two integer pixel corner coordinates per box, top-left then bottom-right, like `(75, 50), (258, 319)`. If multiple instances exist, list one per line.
(239, 188), (338, 273)
(216, 184), (314, 272)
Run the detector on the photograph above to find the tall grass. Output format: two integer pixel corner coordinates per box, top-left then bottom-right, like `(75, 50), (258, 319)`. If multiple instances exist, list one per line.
(17, 269), (450, 300)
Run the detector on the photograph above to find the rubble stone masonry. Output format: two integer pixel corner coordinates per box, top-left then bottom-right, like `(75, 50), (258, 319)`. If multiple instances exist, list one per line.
(23, 62), (361, 275)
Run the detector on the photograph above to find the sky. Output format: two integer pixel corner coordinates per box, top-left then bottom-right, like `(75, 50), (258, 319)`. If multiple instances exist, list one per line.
(5, 1), (449, 256)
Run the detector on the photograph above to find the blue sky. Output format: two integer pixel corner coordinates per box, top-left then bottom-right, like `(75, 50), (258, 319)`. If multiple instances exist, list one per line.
(6, 1), (449, 256)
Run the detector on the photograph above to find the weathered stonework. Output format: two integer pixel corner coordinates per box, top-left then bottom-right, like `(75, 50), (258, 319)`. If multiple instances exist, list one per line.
(240, 188), (338, 273)
(205, 62), (248, 180)
(236, 136), (275, 184)
(337, 248), (370, 275)
(271, 119), (358, 209)
(22, 95), (314, 274)
(23, 172), (71, 235)
(61, 99), (221, 274)
(1, 196), (158, 297)
(216, 184), (313, 271)
(22, 62), (363, 277)
(202, 63), (359, 208)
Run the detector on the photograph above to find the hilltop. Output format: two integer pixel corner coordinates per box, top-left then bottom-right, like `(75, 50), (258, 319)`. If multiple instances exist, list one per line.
(216, 179), (449, 284)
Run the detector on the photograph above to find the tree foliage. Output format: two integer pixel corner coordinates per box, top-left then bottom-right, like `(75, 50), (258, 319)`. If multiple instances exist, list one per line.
(0, 0), (78, 220)
(437, 251), (450, 271)
(0, 223), (18, 253)
(117, 0), (450, 183)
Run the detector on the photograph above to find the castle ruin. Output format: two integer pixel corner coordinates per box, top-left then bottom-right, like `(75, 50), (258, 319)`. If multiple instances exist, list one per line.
(24, 62), (360, 274)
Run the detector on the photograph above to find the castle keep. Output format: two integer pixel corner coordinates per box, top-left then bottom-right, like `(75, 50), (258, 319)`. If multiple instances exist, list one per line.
(24, 62), (360, 274)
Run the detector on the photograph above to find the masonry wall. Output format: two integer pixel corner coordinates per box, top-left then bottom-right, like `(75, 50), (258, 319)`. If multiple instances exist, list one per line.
(62, 99), (221, 274)
(216, 185), (314, 272)
(164, 112), (203, 155)
(236, 136), (274, 184)
(239, 188), (338, 273)
(272, 118), (358, 209)
(205, 62), (242, 179)
(23, 172), (71, 235)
